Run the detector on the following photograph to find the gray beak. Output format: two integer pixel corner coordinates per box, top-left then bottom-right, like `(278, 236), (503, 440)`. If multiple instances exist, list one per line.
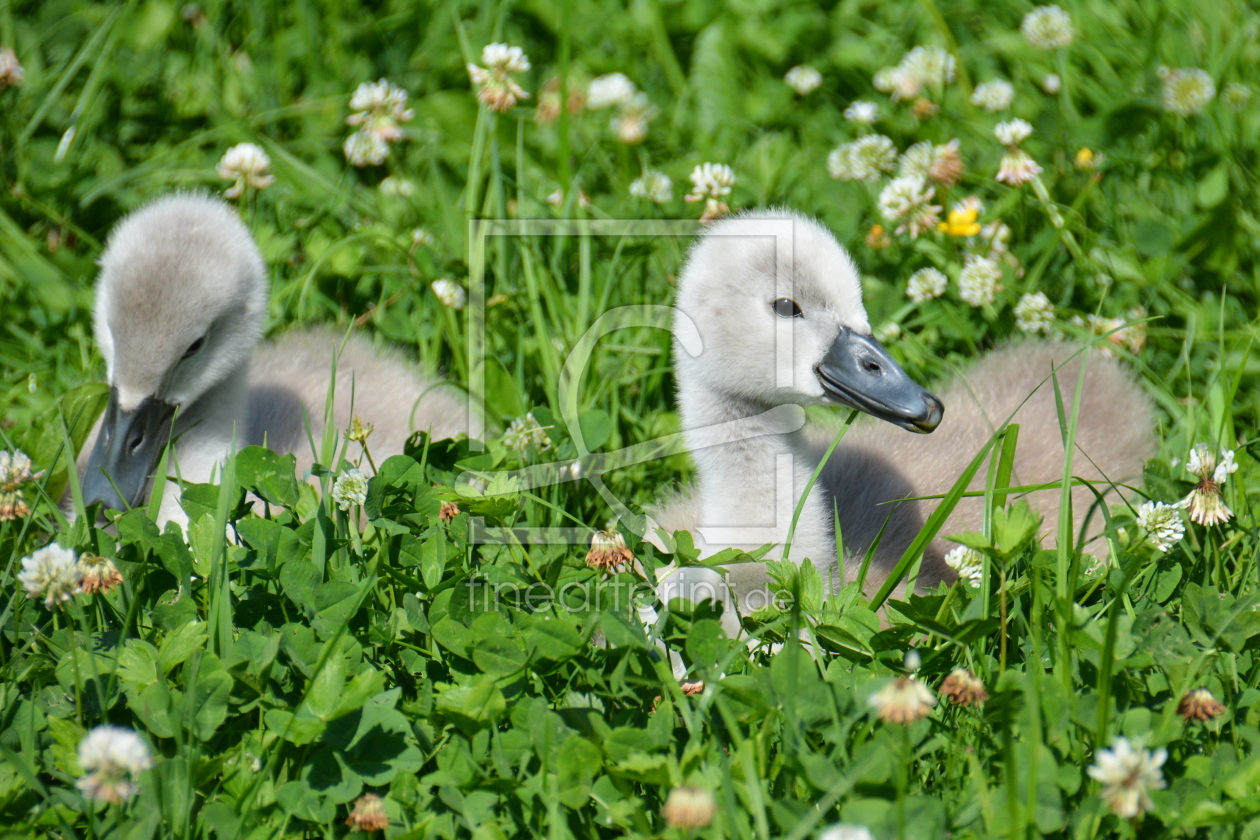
(815, 328), (944, 433)
(82, 388), (176, 513)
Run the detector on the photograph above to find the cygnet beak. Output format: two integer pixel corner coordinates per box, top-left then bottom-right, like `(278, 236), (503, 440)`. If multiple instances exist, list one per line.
(82, 388), (176, 513)
(814, 328), (944, 433)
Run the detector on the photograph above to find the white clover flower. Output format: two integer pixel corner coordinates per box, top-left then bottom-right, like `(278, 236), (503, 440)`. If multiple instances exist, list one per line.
(995, 118), (1033, 146)
(346, 78), (414, 143)
(686, 162), (736, 199)
(662, 787), (716, 830)
(17, 543), (81, 610)
(216, 143), (275, 198)
(869, 675), (936, 723)
(1186, 443), (1212, 478)
(1073, 313), (1134, 358)
(874, 322), (901, 343)
(78, 553), (124, 595)
(685, 163), (736, 221)
(907, 268), (948, 302)
(343, 131), (389, 167)
(887, 46), (956, 100)
(629, 170), (673, 204)
(1021, 5), (1074, 50)
(332, 468), (368, 512)
(586, 73), (636, 109)
(379, 176), (415, 197)
(896, 141), (935, 180)
(1213, 450), (1238, 484)
(958, 255), (1002, 306)
(1223, 83), (1252, 111)
(872, 67), (899, 94)
(897, 139), (963, 186)
(1014, 292), (1054, 333)
(468, 43), (531, 112)
(586, 528), (634, 571)
(481, 42), (530, 74)
(818, 825), (875, 840)
(996, 149), (1043, 186)
(0, 449), (38, 520)
(1043, 73), (1062, 94)
(1160, 67), (1215, 116)
(431, 278), (466, 309)
(76, 726), (153, 804)
(785, 65), (823, 95)
(502, 413), (553, 453)
(877, 175), (941, 239)
(1182, 444), (1238, 526)
(411, 228), (435, 247)
(610, 91), (657, 144)
(346, 794), (390, 832)
(971, 79), (1014, 112)
(843, 100), (879, 123)
(944, 545), (984, 586)
(826, 146), (852, 179)
(0, 46), (22, 88)
(829, 135), (897, 182)
(1136, 501), (1185, 553)
(1087, 737), (1166, 819)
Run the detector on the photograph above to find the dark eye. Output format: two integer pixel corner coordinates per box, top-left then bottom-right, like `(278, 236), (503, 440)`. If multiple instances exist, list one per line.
(772, 298), (803, 318)
(182, 336), (206, 359)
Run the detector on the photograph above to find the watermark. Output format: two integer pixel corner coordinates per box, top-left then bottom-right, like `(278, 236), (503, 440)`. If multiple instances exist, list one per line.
(460, 571), (800, 615)
(460, 217), (814, 550)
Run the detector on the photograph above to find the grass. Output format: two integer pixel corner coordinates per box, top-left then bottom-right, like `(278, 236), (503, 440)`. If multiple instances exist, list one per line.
(1, 0), (1259, 837)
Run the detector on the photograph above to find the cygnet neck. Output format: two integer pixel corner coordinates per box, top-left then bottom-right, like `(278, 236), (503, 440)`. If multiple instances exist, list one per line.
(677, 373), (834, 565)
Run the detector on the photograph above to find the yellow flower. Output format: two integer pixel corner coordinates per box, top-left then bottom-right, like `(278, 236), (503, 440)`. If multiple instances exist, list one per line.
(937, 206), (981, 237)
(1075, 147), (1096, 170)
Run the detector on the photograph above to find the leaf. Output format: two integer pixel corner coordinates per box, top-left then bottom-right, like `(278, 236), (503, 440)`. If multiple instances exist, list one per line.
(993, 501), (1042, 558)
(556, 736), (602, 808)
(280, 559), (320, 615)
(600, 610), (649, 648)
(435, 679), (506, 729)
(158, 620), (208, 673)
(431, 617), (474, 658)
(187, 655), (233, 741)
(116, 640), (160, 689)
(235, 446), (300, 507)
(472, 637), (527, 676)
(528, 618), (583, 661)
(684, 618), (730, 668)
(130, 683), (177, 739)
(329, 668), (387, 721)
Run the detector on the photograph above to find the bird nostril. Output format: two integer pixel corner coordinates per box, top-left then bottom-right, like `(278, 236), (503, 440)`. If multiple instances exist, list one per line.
(126, 427), (146, 455)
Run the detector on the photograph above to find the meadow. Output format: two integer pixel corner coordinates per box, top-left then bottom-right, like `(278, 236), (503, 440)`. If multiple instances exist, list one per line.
(1, 0), (1259, 837)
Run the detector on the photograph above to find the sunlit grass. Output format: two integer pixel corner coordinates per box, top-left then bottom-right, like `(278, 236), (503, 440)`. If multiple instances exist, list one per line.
(0, 1), (1258, 838)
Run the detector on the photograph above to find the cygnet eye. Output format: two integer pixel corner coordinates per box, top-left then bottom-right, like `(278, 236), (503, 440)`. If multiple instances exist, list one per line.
(771, 298), (803, 318)
(182, 336), (206, 360)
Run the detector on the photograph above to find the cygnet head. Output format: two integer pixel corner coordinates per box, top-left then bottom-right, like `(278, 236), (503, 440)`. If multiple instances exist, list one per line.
(84, 193), (268, 511)
(674, 209), (943, 432)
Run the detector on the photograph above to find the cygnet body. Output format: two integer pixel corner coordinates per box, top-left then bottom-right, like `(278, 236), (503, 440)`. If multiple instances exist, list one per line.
(652, 210), (1153, 626)
(81, 193), (478, 527)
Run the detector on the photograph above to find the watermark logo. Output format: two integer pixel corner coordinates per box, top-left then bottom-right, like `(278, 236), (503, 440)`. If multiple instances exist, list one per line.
(458, 217), (811, 551)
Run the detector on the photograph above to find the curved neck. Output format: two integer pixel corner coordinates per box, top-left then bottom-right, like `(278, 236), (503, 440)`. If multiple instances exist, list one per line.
(170, 360), (252, 485)
(678, 373), (833, 565)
